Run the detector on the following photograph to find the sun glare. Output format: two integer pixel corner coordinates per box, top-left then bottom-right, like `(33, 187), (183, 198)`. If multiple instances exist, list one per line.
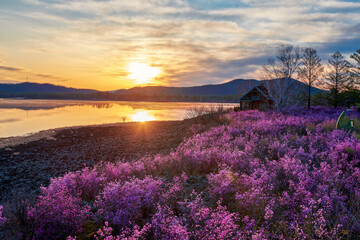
(131, 111), (156, 122)
(128, 62), (161, 85)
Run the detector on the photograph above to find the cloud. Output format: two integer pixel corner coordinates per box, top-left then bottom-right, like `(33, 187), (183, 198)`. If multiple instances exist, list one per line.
(318, 0), (360, 10)
(2, 0), (360, 89)
(0, 66), (23, 72)
(0, 79), (21, 84)
(22, 0), (42, 5)
(0, 64), (70, 83)
(320, 35), (360, 55)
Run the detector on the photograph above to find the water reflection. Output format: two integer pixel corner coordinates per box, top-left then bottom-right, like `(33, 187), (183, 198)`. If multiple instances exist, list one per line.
(131, 111), (156, 122)
(0, 99), (238, 138)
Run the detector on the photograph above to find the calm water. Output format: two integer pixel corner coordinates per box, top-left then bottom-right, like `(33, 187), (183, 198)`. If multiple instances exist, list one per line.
(0, 99), (237, 138)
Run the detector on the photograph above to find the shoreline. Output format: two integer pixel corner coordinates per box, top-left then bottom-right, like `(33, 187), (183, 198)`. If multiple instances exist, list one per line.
(0, 97), (240, 104)
(0, 98), (239, 108)
(0, 119), (196, 203)
(0, 121), (177, 149)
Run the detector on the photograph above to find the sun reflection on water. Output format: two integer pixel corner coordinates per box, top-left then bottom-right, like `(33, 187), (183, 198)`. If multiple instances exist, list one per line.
(0, 99), (238, 137)
(130, 111), (156, 122)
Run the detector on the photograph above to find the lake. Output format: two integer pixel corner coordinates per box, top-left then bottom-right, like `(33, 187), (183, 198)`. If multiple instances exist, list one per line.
(0, 99), (238, 138)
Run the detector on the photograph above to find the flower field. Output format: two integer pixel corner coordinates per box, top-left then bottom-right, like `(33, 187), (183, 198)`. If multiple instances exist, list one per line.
(2, 107), (360, 239)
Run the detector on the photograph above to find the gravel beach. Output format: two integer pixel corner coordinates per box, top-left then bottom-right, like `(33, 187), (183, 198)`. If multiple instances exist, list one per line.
(0, 120), (194, 203)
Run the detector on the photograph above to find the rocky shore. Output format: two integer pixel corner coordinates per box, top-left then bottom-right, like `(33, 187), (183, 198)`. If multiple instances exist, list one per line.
(0, 120), (195, 203)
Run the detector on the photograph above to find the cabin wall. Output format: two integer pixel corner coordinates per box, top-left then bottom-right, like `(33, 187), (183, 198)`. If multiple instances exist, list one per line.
(239, 86), (273, 110)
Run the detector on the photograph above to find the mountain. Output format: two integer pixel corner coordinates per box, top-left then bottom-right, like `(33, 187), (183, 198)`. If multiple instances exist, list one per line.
(113, 78), (324, 97)
(0, 79), (325, 102)
(114, 79), (261, 96)
(0, 82), (97, 94)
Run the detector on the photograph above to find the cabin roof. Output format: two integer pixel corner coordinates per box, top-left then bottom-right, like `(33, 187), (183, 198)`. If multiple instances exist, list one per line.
(239, 84), (269, 101)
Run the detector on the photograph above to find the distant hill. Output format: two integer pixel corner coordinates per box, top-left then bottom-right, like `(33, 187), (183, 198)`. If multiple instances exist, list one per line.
(114, 79), (261, 96)
(113, 78), (324, 97)
(261, 78), (325, 95)
(0, 79), (325, 102)
(0, 82), (97, 94)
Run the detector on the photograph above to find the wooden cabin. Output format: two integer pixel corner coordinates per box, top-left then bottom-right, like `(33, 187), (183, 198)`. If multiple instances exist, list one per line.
(239, 84), (272, 110)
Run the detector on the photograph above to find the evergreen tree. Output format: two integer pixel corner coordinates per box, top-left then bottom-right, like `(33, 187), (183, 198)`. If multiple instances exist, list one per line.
(350, 49), (360, 86)
(324, 51), (352, 108)
(299, 48), (323, 108)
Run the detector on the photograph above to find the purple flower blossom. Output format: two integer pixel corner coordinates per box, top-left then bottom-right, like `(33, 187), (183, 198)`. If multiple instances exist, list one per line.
(96, 176), (163, 227)
(9, 107), (360, 239)
(0, 205), (6, 226)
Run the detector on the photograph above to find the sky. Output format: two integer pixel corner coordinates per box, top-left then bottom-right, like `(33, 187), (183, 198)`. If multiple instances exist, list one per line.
(0, 0), (359, 91)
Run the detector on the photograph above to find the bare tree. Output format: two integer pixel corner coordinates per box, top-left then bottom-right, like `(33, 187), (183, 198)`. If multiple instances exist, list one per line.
(324, 51), (353, 108)
(262, 44), (303, 110)
(298, 47), (324, 108)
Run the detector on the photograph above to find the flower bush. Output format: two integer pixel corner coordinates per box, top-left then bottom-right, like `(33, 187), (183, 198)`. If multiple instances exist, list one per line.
(0, 205), (6, 226)
(27, 184), (91, 239)
(96, 177), (163, 228)
(9, 107), (360, 239)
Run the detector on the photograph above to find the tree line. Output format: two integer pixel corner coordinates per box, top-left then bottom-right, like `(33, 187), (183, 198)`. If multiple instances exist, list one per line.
(0, 91), (241, 103)
(262, 45), (360, 110)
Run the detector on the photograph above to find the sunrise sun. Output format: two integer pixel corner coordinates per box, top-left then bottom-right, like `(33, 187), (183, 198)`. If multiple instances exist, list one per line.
(128, 62), (161, 85)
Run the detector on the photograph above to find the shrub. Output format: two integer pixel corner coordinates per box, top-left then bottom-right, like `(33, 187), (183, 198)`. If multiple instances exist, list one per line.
(95, 177), (162, 229)
(27, 185), (90, 239)
(0, 205), (5, 226)
(6, 106), (360, 239)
